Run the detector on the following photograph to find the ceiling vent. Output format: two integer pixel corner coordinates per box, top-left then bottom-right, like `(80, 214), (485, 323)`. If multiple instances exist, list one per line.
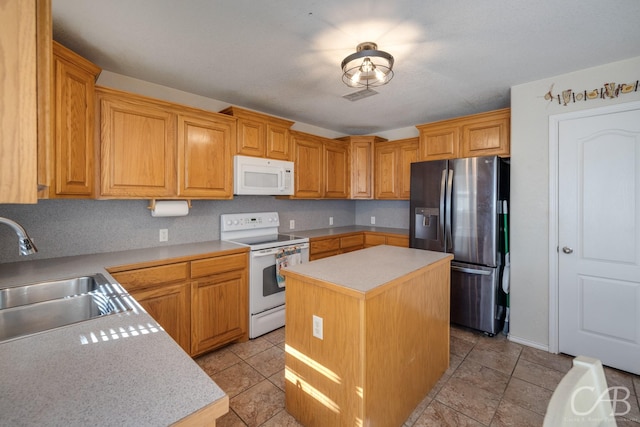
(342, 88), (378, 102)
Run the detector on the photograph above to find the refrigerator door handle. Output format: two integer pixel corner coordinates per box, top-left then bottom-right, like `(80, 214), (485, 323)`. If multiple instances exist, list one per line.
(439, 169), (446, 246)
(445, 169), (453, 251)
(451, 265), (492, 275)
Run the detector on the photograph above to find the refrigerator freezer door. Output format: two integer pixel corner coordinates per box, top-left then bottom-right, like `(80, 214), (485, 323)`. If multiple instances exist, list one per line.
(450, 156), (499, 266)
(410, 160), (447, 252)
(450, 262), (503, 335)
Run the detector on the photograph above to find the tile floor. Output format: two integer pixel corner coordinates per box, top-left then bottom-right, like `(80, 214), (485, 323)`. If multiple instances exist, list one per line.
(195, 325), (640, 427)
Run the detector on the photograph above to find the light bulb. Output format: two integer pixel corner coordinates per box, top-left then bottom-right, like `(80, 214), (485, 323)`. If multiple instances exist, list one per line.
(374, 68), (386, 82)
(350, 70), (362, 84)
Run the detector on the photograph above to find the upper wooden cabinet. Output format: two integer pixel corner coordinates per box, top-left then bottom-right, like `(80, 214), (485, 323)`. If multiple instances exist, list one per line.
(290, 130), (349, 199)
(45, 41), (101, 198)
(335, 135), (387, 199)
(0, 0), (50, 204)
(220, 106), (294, 160)
(96, 87), (236, 199)
(374, 137), (418, 200)
(416, 108), (510, 160)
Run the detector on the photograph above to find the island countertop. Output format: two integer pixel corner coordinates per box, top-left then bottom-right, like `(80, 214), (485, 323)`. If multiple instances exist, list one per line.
(282, 244), (453, 294)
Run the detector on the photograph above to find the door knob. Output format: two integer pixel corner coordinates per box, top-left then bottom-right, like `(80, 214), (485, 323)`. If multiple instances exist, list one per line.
(562, 246), (573, 254)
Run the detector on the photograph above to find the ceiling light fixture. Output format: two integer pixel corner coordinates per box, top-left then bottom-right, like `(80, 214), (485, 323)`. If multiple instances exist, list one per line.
(341, 42), (394, 89)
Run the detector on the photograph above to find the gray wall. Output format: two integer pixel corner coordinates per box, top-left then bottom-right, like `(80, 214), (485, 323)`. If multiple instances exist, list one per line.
(0, 198), (409, 263)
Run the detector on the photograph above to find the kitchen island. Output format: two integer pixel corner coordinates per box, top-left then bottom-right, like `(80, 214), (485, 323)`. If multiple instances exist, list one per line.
(282, 245), (453, 427)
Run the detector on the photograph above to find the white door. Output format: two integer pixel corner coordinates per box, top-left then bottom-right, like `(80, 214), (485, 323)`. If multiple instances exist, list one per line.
(558, 105), (640, 375)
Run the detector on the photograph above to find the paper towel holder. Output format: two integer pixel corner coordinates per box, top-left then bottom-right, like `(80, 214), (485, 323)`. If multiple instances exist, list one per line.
(147, 199), (192, 213)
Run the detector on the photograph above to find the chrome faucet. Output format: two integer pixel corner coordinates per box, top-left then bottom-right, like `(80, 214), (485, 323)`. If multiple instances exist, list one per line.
(0, 217), (38, 255)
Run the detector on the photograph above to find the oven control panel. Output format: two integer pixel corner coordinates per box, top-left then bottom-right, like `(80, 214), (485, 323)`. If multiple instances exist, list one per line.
(221, 212), (280, 232)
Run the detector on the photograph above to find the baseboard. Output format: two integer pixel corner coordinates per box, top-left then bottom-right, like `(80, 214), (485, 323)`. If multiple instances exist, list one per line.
(507, 334), (550, 352)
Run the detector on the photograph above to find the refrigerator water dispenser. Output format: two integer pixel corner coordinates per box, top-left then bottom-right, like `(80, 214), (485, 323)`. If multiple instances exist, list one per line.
(414, 207), (439, 240)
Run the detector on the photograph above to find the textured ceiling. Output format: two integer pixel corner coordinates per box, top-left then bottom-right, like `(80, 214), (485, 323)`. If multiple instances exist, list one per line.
(52, 0), (640, 135)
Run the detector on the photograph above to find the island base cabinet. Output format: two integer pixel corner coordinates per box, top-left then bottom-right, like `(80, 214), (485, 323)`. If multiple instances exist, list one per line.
(284, 257), (451, 426)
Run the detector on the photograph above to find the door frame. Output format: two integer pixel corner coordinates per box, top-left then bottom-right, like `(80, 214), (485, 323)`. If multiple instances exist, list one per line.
(547, 99), (640, 354)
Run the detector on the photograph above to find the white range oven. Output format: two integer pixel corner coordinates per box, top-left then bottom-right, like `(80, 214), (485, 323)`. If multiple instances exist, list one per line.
(220, 212), (309, 338)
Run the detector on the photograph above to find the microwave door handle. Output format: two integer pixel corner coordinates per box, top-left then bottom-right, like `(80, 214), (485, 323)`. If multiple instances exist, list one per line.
(279, 169), (284, 191)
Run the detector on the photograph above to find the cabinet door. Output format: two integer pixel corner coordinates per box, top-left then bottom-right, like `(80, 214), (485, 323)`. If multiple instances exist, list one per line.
(350, 139), (374, 199)
(52, 43), (100, 197)
(191, 268), (247, 355)
(129, 282), (191, 354)
(460, 110), (510, 158)
(324, 140), (349, 198)
(0, 0), (41, 203)
(177, 112), (234, 198)
(236, 117), (265, 157)
(98, 89), (176, 197)
(374, 144), (398, 199)
(398, 139), (419, 199)
(418, 124), (459, 161)
(266, 122), (290, 160)
(292, 133), (323, 198)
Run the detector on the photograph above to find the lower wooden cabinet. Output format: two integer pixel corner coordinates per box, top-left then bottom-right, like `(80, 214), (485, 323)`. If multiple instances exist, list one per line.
(108, 250), (248, 357)
(190, 253), (248, 356)
(110, 262), (191, 353)
(309, 231), (407, 260)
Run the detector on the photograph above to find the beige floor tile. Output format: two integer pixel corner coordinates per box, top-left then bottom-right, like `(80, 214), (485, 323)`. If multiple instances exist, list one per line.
(228, 336), (274, 360)
(246, 346), (285, 378)
(268, 368), (285, 391)
(490, 399), (544, 427)
(216, 408), (247, 427)
(502, 377), (553, 416)
(451, 335), (476, 357)
(520, 346), (572, 373)
(605, 366), (638, 396)
(436, 377), (501, 425)
(195, 347), (242, 376)
(414, 401), (484, 426)
(466, 346), (520, 376)
(475, 334), (523, 359)
(211, 361), (264, 398)
(512, 358), (565, 391)
(452, 358), (511, 395)
(260, 409), (303, 426)
(450, 325), (481, 344)
(262, 327), (286, 345)
(230, 379), (285, 427)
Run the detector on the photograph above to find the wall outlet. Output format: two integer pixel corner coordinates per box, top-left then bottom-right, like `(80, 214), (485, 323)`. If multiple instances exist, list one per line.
(312, 315), (323, 340)
(289, 219), (295, 230)
(159, 229), (169, 242)
(329, 216), (334, 225)
(371, 216), (376, 225)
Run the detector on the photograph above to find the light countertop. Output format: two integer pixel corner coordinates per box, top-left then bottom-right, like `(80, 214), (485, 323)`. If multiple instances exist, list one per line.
(0, 240), (248, 426)
(283, 245), (452, 293)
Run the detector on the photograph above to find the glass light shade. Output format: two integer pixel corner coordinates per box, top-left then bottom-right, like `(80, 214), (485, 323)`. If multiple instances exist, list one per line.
(341, 42), (394, 88)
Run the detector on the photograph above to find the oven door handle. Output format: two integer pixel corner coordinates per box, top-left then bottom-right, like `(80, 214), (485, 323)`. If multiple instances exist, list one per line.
(252, 243), (310, 257)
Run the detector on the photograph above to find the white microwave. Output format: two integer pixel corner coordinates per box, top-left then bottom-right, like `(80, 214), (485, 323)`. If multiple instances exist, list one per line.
(234, 155), (294, 195)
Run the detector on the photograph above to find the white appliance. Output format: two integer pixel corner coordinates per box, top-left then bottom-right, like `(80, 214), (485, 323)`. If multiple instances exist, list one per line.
(220, 212), (309, 338)
(233, 155), (294, 196)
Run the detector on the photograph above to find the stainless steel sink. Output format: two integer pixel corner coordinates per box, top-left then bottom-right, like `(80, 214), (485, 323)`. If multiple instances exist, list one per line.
(0, 274), (136, 343)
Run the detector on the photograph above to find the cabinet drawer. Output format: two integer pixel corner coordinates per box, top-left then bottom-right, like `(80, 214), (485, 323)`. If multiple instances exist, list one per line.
(311, 237), (340, 253)
(340, 234), (364, 249)
(386, 235), (409, 247)
(191, 253), (247, 278)
(364, 234), (386, 246)
(111, 262), (190, 292)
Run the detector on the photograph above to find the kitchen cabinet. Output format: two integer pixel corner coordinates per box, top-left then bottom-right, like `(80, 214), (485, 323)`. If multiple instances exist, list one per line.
(309, 232), (364, 260)
(364, 232), (409, 248)
(416, 108), (510, 160)
(110, 262), (191, 353)
(43, 41), (101, 198)
(0, 0), (50, 204)
(290, 130), (349, 199)
(109, 249), (248, 357)
(190, 253), (248, 356)
(374, 137), (418, 200)
(335, 135), (387, 199)
(96, 86), (236, 199)
(177, 112), (235, 198)
(220, 106), (294, 160)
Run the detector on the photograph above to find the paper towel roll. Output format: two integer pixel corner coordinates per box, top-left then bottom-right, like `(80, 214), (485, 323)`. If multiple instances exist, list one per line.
(151, 200), (190, 217)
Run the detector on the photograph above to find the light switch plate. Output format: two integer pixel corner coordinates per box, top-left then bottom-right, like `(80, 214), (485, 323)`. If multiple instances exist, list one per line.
(312, 315), (323, 340)
(290, 219), (295, 229)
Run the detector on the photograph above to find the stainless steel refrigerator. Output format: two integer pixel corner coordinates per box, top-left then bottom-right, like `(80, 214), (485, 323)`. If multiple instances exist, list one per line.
(409, 155), (509, 335)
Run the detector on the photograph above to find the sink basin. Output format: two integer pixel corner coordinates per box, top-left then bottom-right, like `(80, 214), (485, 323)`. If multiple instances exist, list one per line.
(0, 274), (136, 343)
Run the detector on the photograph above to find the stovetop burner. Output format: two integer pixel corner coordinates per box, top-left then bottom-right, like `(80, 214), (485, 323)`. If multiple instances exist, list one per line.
(220, 212), (309, 250)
